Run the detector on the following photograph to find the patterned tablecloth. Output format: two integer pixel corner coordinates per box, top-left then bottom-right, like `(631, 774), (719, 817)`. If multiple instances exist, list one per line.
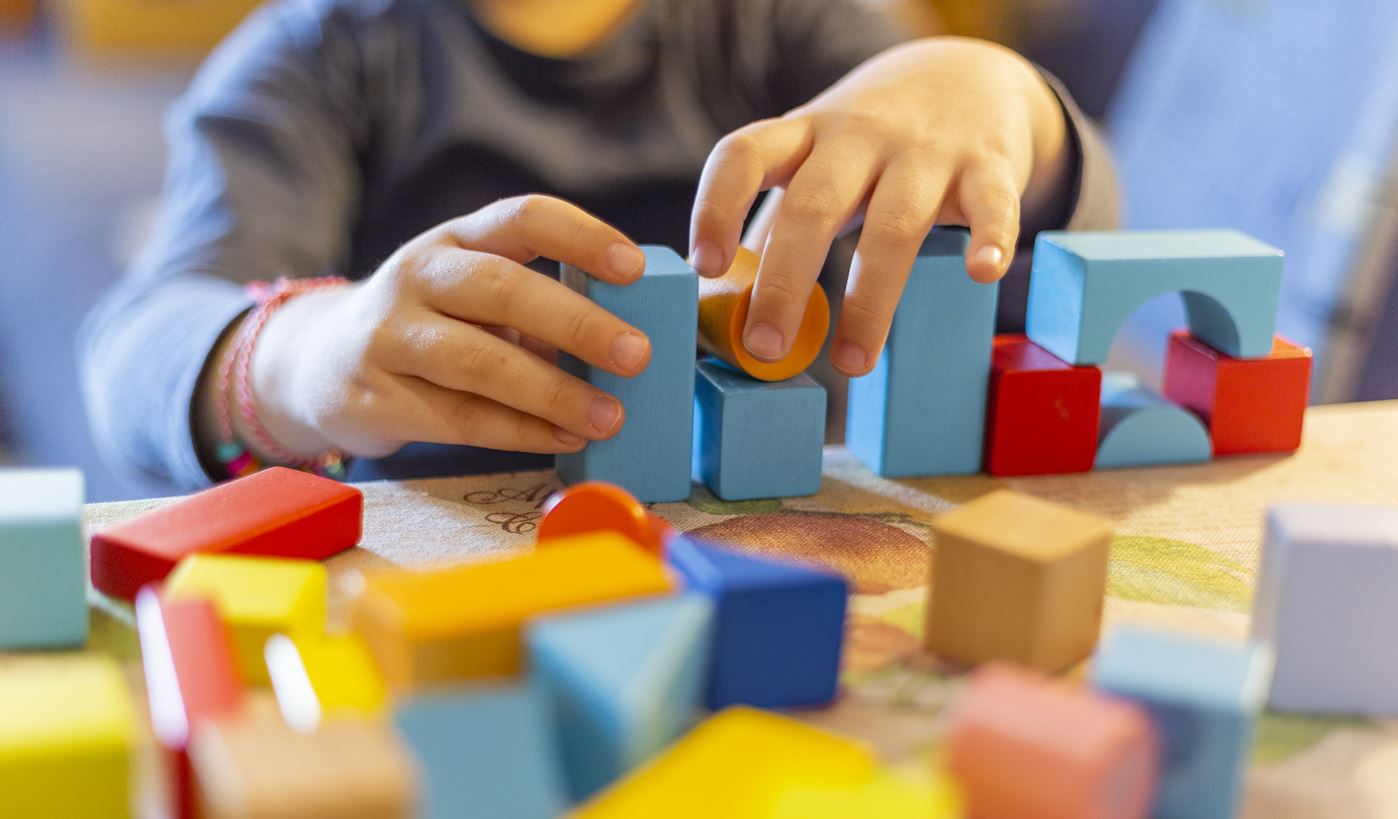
(84, 401), (1398, 817)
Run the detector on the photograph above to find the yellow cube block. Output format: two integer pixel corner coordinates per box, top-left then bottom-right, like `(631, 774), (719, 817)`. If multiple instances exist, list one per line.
(0, 655), (138, 819)
(772, 770), (965, 819)
(165, 554), (328, 684)
(266, 633), (386, 730)
(349, 532), (675, 691)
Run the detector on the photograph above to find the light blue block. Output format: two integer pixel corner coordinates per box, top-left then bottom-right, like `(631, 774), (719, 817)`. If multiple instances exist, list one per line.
(846, 228), (997, 477)
(393, 681), (567, 819)
(528, 595), (714, 801)
(1095, 372), (1211, 469)
(692, 359), (825, 501)
(1025, 229), (1283, 365)
(0, 469), (88, 649)
(557, 245), (698, 502)
(1093, 628), (1273, 819)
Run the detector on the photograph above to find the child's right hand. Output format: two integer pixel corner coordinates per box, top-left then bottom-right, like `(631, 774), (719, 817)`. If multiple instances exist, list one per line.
(227, 196), (652, 461)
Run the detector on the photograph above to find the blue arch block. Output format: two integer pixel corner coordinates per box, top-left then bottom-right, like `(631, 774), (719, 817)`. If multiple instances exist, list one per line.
(1026, 230), (1282, 366)
(1096, 373), (1211, 469)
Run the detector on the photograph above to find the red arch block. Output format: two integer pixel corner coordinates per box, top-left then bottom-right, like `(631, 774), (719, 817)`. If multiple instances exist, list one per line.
(985, 335), (1102, 476)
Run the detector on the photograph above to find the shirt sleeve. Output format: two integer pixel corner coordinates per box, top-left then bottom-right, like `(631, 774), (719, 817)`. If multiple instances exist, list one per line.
(77, 0), (370, 488)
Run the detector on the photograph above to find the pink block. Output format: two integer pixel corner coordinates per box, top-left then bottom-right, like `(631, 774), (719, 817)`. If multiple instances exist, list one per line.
(946, 664), (1158, 819)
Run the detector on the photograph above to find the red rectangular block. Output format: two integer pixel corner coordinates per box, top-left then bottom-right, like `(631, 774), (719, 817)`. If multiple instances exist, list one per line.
(985, 335), (1102, 476)
(91, 467), (362, 600)
(1162, 331), (1311, 456)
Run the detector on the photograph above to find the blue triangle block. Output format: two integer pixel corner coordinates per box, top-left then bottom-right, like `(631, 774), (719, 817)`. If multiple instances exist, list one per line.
(528, 595), (714, 801)
(668, 537), (848, 709)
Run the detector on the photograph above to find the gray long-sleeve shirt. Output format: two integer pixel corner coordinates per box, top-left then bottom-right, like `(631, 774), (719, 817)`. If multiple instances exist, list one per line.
(79, 0), (1117, 488)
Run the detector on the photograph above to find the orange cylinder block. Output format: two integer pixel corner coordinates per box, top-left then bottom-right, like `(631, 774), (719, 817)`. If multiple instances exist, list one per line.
(697, 247), (830, 382)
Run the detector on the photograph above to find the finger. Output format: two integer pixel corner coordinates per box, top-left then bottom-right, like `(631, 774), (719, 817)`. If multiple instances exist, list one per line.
(375, 376), (587, 454)
(833, 152), (950, 376)
(955, 159), (1021, 283)
(442, 194), (646, 285)
(480, 325), (522, 345)
(689, 118), (812, 279)
(744, 139), (880, 362)
(520, 334), (558, 364)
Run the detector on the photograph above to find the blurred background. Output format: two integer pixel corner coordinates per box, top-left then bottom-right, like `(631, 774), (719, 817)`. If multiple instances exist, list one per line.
(2, 0), (1396, 500)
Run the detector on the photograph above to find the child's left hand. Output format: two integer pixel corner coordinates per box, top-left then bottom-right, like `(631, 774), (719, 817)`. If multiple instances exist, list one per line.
(688, 37), (1071, 376)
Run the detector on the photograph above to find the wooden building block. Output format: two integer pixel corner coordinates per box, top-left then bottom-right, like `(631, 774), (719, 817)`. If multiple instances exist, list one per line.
(1025, 229), (1283, 365)
(1095, 373), (1212, 469)
(985, 335), (1102, 476)
(925, 489), (1111, 671)
(1251, 504), (1398, 714)
(692, 359), (826, 501)
(1162, 331), (1312, 455)
(0, 468), (87, 649)
(394, 682), (566, 819)
(164, 554), (328, 685)
(89, 466), (361, 601)
(668, 537), (846, 709)
(696, 245), (831, 382)
(136, 588), (244, 819)
(771, 771), (964, 819)
(537, 481), (669, 557)
(192, 706), (416, 819)
(1092, 628), (1273, 819)
(557, 245), (697, 502)
(529, 595), (714, 800)
(0, 655), (137, 819)
(349, 533), (675, 692)
(265, 633), (386, 731)
(846, 228), (997, 477)
(574, 707), (876, 818)
(945, 664), (1157, 819)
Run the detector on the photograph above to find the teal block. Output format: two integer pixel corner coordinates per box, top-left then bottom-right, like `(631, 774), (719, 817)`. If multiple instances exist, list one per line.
(692, 359), (825, 501)
(846, 228), (997, 477)
(528, 595), (714, 801)
(557, 245), (698, 502)
(1093, 628), (1273, 819)
(1026, 229), (1283, 365)
(1096, 373), (1211, 469)
(393, 681), (567, 819)
(0, 469), (88, 649)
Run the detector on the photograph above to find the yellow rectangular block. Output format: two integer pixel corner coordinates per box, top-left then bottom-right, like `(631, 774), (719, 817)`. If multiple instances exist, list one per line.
(165, 554), (328, 685)
(0, 654), (138, 819)
(772, 770), (964, 819)
(266, 633), (386, 730)
(349, 533), (675, 691)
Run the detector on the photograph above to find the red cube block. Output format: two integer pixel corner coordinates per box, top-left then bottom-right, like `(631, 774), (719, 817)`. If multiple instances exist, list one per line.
(985, 335), (1102, 476)
(1162, 331), (1311, 455)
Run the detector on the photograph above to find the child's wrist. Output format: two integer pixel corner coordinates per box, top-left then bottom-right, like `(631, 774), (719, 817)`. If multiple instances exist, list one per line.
(248, 287), (344, 457)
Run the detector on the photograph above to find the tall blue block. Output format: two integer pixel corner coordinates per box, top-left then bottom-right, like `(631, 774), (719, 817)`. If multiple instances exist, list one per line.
(393, 682), (567, 819)
(1026, 229), (1283, 365)
(1095, 372), (1212, 469)
(668, 537), (847, 709)
(1092, 628), (1273, 819)
(557, 245), (698, 502)
(528, 596), (714, 801)
(692, 359), (826, 501)
(846, 228), (997, 477)
(0, 469), (88, 649)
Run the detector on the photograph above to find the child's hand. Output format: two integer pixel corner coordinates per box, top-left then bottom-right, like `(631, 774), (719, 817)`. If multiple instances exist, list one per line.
(239, 196), (652, 459)
(689, 37), (1070, 376)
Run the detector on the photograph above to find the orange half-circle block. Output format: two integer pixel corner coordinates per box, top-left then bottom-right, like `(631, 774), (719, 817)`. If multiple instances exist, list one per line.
(536, 482), (667, 557)
(697, 246), (830, 382)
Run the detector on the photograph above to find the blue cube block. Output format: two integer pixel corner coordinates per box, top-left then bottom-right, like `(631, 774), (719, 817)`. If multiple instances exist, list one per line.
(528, 596), (713, 800)
(846, 228), (997, 477)
(668, 537), (847, 709)
(393, 682), (567, 819)
(557, 245), (698, 502)
(1092, 628), (1273, 819)
(692, 359), (826, 501)
(0, 469), (88, 649)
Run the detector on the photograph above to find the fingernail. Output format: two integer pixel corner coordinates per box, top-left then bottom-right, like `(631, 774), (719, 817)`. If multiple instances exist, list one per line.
(610, 332), (649, 372)
(832, 341), (867, 374)
(973, 244), (1005, 273)
(606, 243), (645, 279)
(554, 428), (585, 447)
(744, 322), (785, 362)
(588, 396), (623, 436)
(691, 240), (723, 278)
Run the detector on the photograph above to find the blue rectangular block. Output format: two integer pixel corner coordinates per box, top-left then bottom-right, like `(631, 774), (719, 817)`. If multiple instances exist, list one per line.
(0, 469), (88, 649)
(1092, 628), (1273, 819)
(557, 245), (698, 502)
(846, 228), (997, 477)
(393, 681), (567, 819)
(692, 359), (826, 501)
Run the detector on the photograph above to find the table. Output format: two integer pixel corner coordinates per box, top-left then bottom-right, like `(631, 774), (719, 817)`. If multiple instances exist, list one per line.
(85, 401), (1398, 817)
